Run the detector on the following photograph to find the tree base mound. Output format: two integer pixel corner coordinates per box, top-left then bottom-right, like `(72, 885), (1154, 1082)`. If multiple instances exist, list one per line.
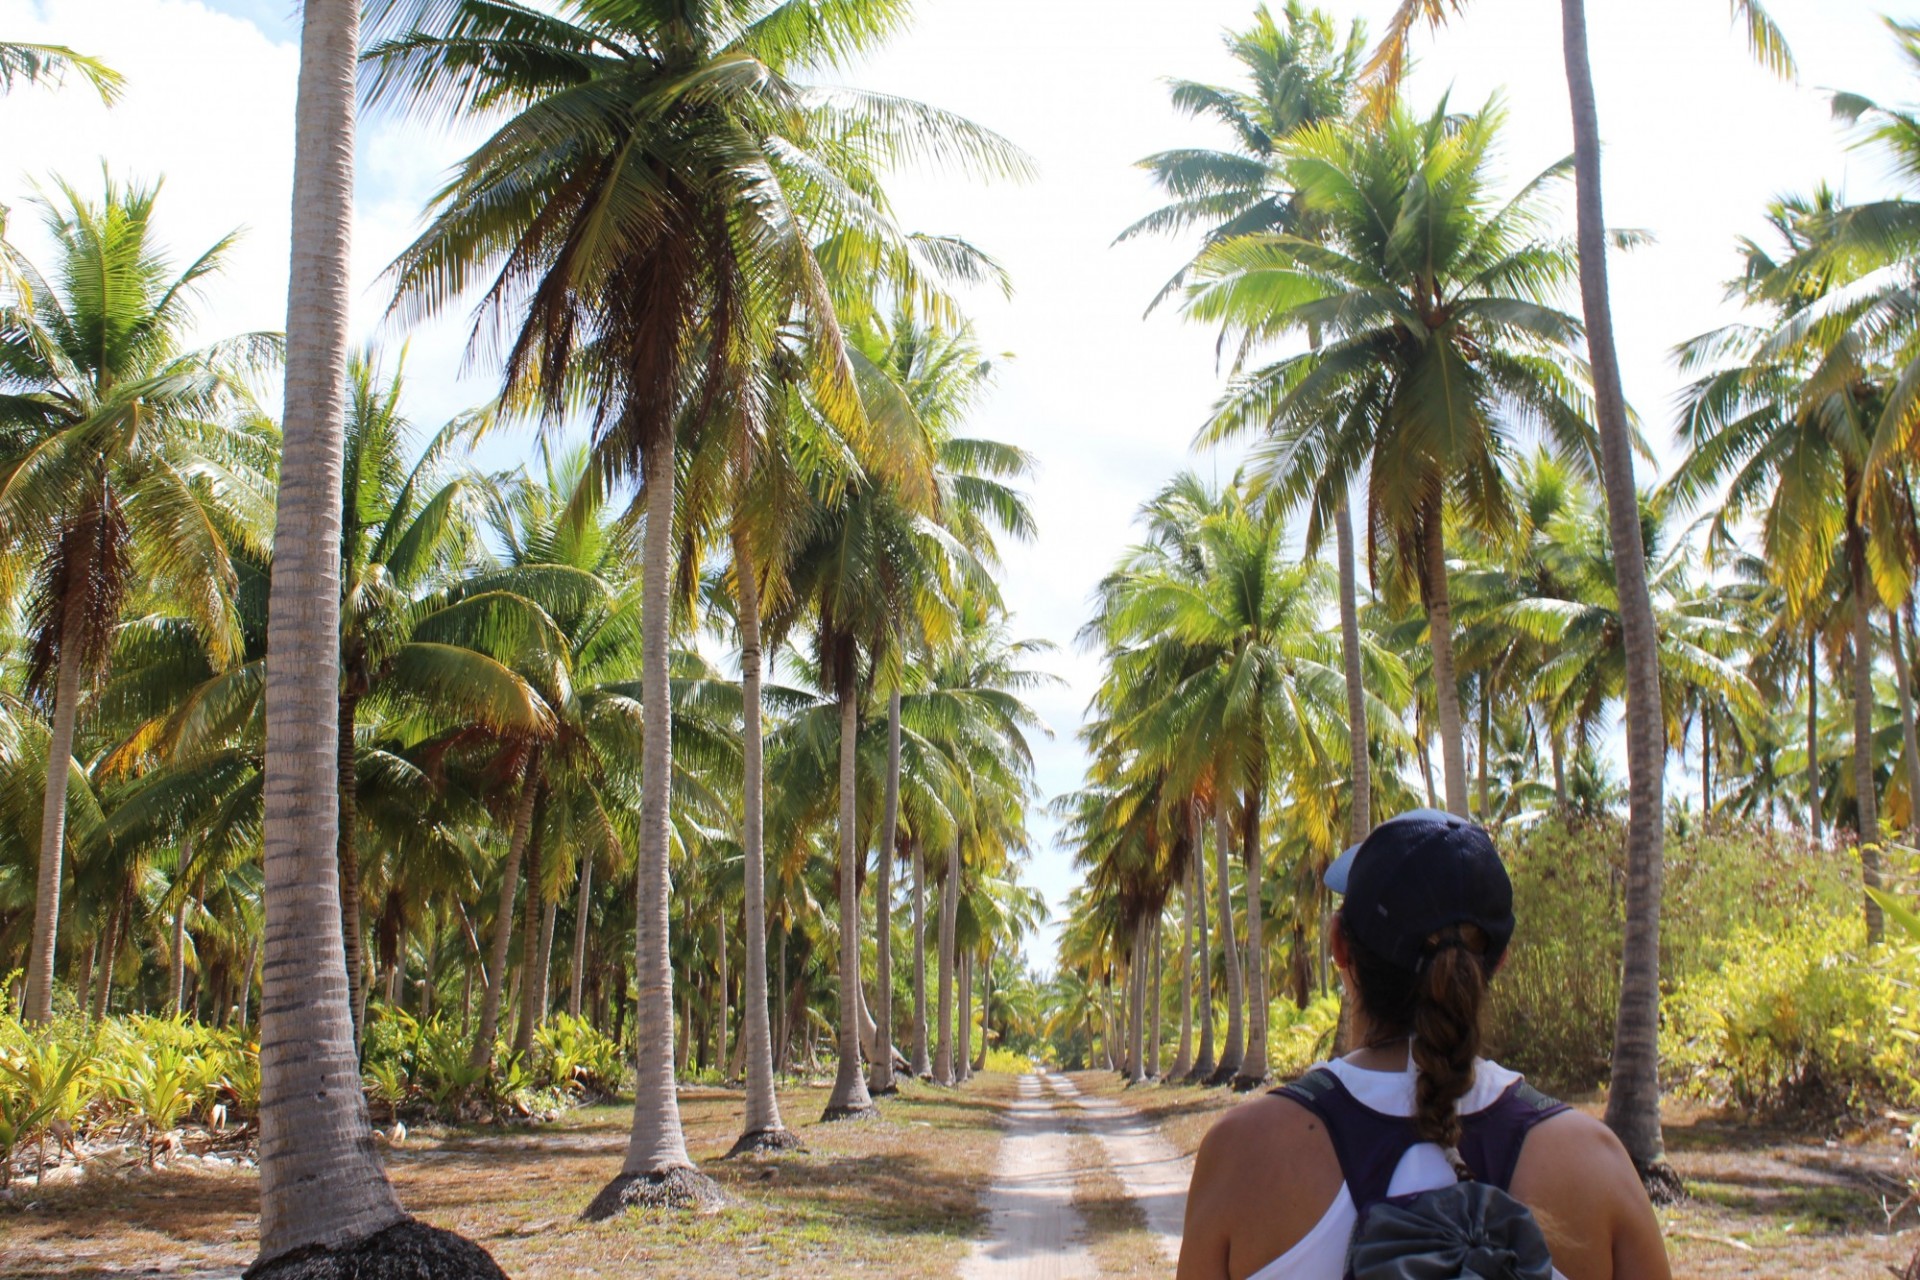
(244, 1218), (506, 1280)
(820, 1101), (879, 1122)
(1636, 1159), (1686, 1207)
(1183, 1060), (1216, 1086)
(582, 1168), (728, 1220)
(1230, 1072), (1271, 1093)
(724, 1127), (804, 1159)
(1205, 1063), (1243, 1088)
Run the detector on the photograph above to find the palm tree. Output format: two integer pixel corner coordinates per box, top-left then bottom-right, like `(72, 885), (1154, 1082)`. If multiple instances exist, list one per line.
(251, 0), (411, 1266)
(1185, 98), (1596, 821)
(1123, 2), (1378, 843)
(0, 177), (275, 1025)
(1365, 0), (1793, 1193)
(1669, 188), (1909, 943)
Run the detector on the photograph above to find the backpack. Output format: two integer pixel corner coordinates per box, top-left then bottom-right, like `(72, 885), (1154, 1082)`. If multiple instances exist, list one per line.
(1273, 1068), (1571, 1280)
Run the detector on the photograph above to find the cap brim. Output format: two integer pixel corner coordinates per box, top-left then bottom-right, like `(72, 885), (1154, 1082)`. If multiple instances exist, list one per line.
(1325, 840), (1362, 894)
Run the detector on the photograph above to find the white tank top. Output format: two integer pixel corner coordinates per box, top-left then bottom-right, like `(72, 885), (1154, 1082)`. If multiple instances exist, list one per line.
(1246, 1056), (1571, 1280)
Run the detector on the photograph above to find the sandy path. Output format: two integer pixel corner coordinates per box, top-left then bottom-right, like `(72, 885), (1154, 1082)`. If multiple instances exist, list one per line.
(960, 1072), (1097, 1280)
(1047, 1075), (1194, 1267)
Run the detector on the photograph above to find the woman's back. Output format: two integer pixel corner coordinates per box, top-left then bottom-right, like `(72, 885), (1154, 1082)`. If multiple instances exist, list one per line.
(1175, 1052), (1670, 1280)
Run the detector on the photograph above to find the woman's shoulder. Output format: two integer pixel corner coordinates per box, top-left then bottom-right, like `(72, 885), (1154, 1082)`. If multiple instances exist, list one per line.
(1186, 1088), (1345, 1263)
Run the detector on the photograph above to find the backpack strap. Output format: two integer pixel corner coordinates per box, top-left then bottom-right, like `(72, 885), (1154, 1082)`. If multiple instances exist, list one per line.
(1457, 1079), (1571, 1192)
(1272, 1069), (1423, 1212)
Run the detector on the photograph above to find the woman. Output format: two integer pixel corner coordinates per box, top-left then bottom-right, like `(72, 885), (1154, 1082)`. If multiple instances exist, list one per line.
(1177, 810), (1670, 1280)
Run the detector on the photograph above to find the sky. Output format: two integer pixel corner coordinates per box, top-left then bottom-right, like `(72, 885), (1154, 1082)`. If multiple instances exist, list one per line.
(2, 0), (1916, 967)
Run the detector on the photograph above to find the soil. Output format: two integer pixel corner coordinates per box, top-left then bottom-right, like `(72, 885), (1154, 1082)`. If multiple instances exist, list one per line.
(243, 1219), (506, 1280)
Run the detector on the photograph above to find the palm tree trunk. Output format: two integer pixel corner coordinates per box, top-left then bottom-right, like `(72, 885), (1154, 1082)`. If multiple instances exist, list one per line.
(23, 606), (84, 1025)
(169, 847), (192, 1016)
(1127, 916), (1147, 1084)
(1335, 501), (1371, 842)
(910, 836), (931, 1078)
(1701, 713), (1713, 820)
(1559, 0), (1672, 1191)
(239, 936), (258, 1029)
(1148, 917), (1163, 1079)
(934, 843), (957, 1084)
(730, 528), (789, 1150)
(956, 950), (973, 1083)
(1808, 632), (1824, 839)
(869, 688), (902, 1095)
(1549, 717), (1568, 812)
(1896, 604), (1920, 835)
(1190, 805), (1214, 1081)
(255, 0), (410, 1254)
(1422, 500), (1471, 818)
(715, 909), (729, 1078)
(1847, 512), (1885, 944)
(471, 767), (537, 1072)
(600, 431), (706, 1206)
(1235, 784), (1268, 1089)
(337, 693), (369, 1046)
(823, 651), (876, 1119)
(1210, 802), (1244, 1084)
(1172, 857), (1194, 1079)
(569, 856), (592, 1018)
(514, 794), (548, 1055)
(972, 941), (991, 1075)
(1477, 680), (1492, 820)
(91, 884), (126, 1021)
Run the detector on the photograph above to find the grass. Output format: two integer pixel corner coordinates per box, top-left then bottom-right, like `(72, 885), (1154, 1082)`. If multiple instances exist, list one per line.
(0, 1074), (1016, 1280)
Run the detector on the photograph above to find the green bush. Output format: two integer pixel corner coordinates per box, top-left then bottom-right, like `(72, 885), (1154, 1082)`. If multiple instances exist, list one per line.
(1267, 993), (1340, 1080)
(1660, 912), (1915, 1114)
(1482, 817), (1865, 1097)
(982, 1045), (1032, 1074)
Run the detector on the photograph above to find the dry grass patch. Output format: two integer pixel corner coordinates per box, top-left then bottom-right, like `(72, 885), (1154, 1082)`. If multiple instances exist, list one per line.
(1063, 1127), (1158, 1278)
(0, 1074), (1016, 1280)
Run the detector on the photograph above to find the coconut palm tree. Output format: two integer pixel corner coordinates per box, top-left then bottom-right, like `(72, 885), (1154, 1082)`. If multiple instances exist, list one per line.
(1365, 0), (1793, 1192)
(1669, 187), (1913, 943)
(251, 0), (423, 1265)
(1123, 2), (1378, 844)
(0, 176), (276, 1025)
(1184, 97), (1597, 820)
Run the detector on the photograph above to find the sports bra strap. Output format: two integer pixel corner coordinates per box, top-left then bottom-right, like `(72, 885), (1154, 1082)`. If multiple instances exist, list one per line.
(1272, 1068), (1571, 1213)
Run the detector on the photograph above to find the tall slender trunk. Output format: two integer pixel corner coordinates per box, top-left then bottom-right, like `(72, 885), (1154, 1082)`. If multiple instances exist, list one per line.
(91, 885), (126, 1021)
(532, 901), (557, 1027)
(1127, 916), (1148, 1084)
(1190, 805), (1214, 1080)
(823, 652), (875, 1119)
(956, 950), (973, 1083)
(1210, 803), (1244, 1084)
(1172, 856), (1194, 1079)
(714, 908), (729, 1078)
(471, 766), (537, 1072)
(1477, 679), (1493, 820)
(730, 527), (787, 1147)
(1422, 500), (1470, 818)
(238, 937), (258, 1029)
(1235, 783), (1269, 1088)
(910, 836), (931, 1078)
(972, 942), (990, 1074)
(1701, 713), (1713, 820)
(1417, 727), (1439, 810)
(604, 430), (702, 1197)
(1808, 632), (1823, 839)
(1847, 511), (1885, 944)
(23, 604), (85, 1025)
(1560, 0), (1671, 1186)
(1148, 917), (1163, 1080)
(569, 856), (592, 1018)
(1897, 603), (1920, 834)
(870, 688), (902, 1094)
(169, 852), (191, 1016)
(1549, 718), (1568, 813)
(337, 693), (368, 1045)
(513, 793), (548, 1055)
(934, 842), (957, 1084)
(1335, 501), (1371, 842)
(76, 935), (95, 1021)
(255, 0), (409, 1253)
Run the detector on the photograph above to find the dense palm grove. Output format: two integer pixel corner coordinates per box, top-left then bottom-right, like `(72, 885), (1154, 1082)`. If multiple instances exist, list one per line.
(4, 0), (1920, 1274)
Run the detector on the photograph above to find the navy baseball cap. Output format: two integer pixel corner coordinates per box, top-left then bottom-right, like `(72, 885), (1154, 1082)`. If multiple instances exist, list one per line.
(1325, 809), (1515, 971)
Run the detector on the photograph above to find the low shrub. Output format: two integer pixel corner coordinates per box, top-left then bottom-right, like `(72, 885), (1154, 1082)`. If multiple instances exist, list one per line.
(1267, 993), (1340, 1080)
(1660, 911), (1916, 1114)
(982, 1045), (1032, 1074)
